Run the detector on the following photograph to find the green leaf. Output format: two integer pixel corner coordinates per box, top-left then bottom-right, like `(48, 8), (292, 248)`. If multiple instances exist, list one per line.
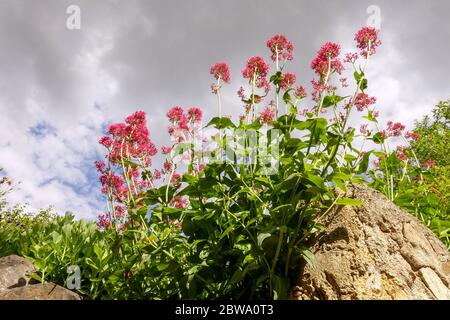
(354, 71), (368, 90)
(371, 132), (385, 144)
(257, 232), (271, 248)
(322, 94), (347, 108)
(206, 117), (236, 129)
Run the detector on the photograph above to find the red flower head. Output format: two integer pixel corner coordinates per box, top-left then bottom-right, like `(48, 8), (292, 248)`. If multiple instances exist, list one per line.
(405, 131), (420, 141)
(344, 52), (359, 64)
(260, 106), (275, 124)
(354, 93), (376, 111)
(396, 153), (408, 161)
(210, 62), (231, 83)
(125, 111), (146, 125)
(242, 56), (269, 88)
(266, 34), (294, 62)
(311, 42), (344, 76)
(422, 159), (436, 169)
(279, 72), (296, 90)
(386, 121), (406, 137)
(359, 124), (368, 135)
(294, 86), (307, 99)
(355, 27), (381, 56)
(187, 107), (203, 123)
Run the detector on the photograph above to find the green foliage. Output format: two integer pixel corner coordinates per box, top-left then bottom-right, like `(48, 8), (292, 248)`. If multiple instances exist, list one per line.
(412, 99), (450, 167)
(367, 100), (450, 248)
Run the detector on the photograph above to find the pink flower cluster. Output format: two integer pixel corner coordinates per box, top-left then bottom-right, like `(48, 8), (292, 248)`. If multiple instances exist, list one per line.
(344, 52), (359, 64)
(101, 111), (157, 167)
(396, 153), (408, 161)
(165, 106), (205, 179)
(167, 106), (203, 141)
(355, 27), (381, 56)
(266, 34), (294, 62)
(405, 131), (420, 141)
(242, 56), (270, 89)
(311, 42), (344, 76)
(422, 159), (436, 169)
(359, 124), (369, 135)
(96, 111), (158, 230)
(260, 106), (275, 124)
(294, 86), (307, 99)
(279, 72), (296, 90)
(354, 93), (376, 111)
(386, 121), (406, 137)
(210, 62), (231, 83)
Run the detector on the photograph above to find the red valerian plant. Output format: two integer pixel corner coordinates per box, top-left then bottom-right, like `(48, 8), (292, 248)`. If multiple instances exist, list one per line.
(93, 26), (442, 300)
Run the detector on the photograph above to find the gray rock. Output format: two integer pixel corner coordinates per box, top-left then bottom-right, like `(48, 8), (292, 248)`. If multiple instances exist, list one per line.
(0, 255), (36, 290)
(0, 283), (81, 300)
(0, 255), (81, 300)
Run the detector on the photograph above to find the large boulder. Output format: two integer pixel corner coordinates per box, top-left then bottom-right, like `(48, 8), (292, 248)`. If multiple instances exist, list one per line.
(0, 283), (81, 300)
(291, 184), (450, 300)
(0, 255), (81, 300)
(0, 255), (36, 290)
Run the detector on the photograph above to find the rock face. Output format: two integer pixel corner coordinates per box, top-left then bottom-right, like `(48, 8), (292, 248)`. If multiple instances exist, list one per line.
(0, 255), (81, 300)
(0, 255), (36, 290)
(292, 184), (450, 300)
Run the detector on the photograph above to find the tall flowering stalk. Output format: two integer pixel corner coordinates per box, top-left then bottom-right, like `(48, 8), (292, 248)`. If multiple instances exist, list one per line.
(96, 111), (157, 230)
(242, 56), (269, 121)
(210, 62), (230, 119)
(267, 35), (294, 117)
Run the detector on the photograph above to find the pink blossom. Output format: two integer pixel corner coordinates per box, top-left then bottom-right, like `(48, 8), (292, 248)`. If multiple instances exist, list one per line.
(396, 146), (408, 152)
(99, 136), (113, 148)
(396, 153), (407, 161)
(422, 159), (436, 169)
(311, 42), (344, 76)
(125, 111), (146, 125)
(344, 52), (359, 63)
(354, 93), (376, 111)
(163, 160), (173, 172)
(279, 72), (296, 90)
(171, 172), (182, 184)
(299, 108), (309, 117)
(359, 124), (368, 135)
(210, 62), (231, 83)
(153, 169), (162, 180)
(237, 86), (245, 99)
(260, 107), (275, 124)
(107, 123), (127, 138)
(294, 86), (307, 99)
(97, 213), (112, 230)
(266, 34), (294, 62)
(339, 77), (348, 88)
(211, 83), (219, 94)
(405, 131), (420, 141)
(167, 106), (185, 122)
(355, 27), (382, 56)
(387, 121), (406, 137)
(373, 110), (380, 118)
(161, 146), (172, 154)
(114, 205), (127, 219)
(187, 107), (203, 123)
(242, 56), (269, 88)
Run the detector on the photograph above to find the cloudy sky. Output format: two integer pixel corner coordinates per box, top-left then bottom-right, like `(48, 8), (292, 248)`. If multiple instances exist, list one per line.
(0, 0), (449, 219)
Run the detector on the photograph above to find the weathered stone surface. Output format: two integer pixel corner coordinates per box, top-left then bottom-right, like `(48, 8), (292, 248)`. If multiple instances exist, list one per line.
(291, 184), (450, 300)
(0, 255), (81, 300)
(0, 255), (36, 290)
(0, 283), (81, 300)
